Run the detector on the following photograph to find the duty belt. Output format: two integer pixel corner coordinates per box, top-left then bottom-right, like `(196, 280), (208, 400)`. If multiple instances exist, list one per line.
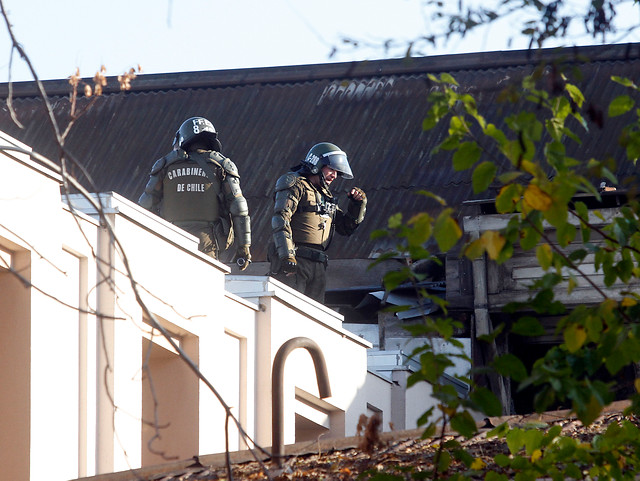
(296, 245), (329, 265)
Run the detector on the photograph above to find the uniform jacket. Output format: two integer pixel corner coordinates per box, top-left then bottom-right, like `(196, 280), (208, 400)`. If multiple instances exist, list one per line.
(271, 171), (365, 260)
(138, 149), (251, 248)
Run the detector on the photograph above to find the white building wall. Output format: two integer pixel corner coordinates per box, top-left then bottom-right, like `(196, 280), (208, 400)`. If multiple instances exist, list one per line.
(0, 133), (436, 481)
(0, 139), (100, 481)
(225, 276), (373, 446)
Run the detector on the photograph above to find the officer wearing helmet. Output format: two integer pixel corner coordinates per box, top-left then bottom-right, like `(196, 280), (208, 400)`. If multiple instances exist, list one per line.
(269, 142), (367, 303)
(139, 117), (252, 268)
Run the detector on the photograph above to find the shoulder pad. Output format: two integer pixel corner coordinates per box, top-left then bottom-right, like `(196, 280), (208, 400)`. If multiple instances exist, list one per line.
(208, 151), (239, 177)
(275, 172), (301, 192)
(150, 149), (188, 175)
(221, 158), (239, 178)
(149, 157), (165, 175)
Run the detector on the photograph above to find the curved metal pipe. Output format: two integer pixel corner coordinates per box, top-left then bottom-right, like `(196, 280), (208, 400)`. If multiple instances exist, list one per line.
(271, 337), (331, 466)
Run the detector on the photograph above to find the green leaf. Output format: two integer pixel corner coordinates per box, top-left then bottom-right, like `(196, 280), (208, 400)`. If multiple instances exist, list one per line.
(520, 225), (541, 251)
(437, 450), (451, 472)
(496, 183), (521, 214)
(564, 323), (587, 353)
(608, 95), (635, 117)
(406, 212), (433, 246)
(503, 139), (524, 165)
(611, 75), (636, 88)
(556, 222), (576, 247)
(434, 210), (462, 252)
(605, 348), (627, 375)
(511, 316), (546, 336)
(415, 189), (447, 205)
(369, 229), (389, 240)
(492, 353), (527, 382)
(543, 200), (568, 228)
(485, 123), (507, 145)
(421, 422), (436, 437)
(506, 427), (525, 454)
(555, 96), (572, 122)
(453, 448), (474, 467)
(450, 410), (478, 438)
(388, 212), (403, 229)
(470, 386), (503, 416)
(422, 115), (437, 131)
(533, 385), (556, 413)
(565, 83), (585, 108)
(617, 258), (634, 283)
(464, 237), (485, 259)
(485, 471), (509, 481)
(543, 424), (562, 446)
(487, 422), (510, 438)
(575, 394), (603, 426)
(497, 171), (523, 184)
(564, 464), (582, 479)
(574, 201), (590, 243)
(439, 72), (459, 86)
(477, 323), (505, 344)
(568, 248), (587, 263)
(383, 269), (410, 291)
(472, 161), (497, 194)
(545, 139), (566, 164)
(625, 130), (640, 161)
(453, 141), (482, 171)
(493, 454), (511, 468)
(523, 429), (544, 456)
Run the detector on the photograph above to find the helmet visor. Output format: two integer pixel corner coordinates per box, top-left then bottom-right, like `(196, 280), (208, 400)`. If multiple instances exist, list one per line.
(324, 151), (353, 179)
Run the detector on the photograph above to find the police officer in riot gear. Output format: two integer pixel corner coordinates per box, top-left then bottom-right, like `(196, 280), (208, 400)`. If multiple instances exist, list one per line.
(269, 142), (367, 303)
(139, 117), (252, 268)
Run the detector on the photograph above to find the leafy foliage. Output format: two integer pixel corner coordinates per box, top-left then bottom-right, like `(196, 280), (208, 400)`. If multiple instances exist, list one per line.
(372, 56), (640, 479)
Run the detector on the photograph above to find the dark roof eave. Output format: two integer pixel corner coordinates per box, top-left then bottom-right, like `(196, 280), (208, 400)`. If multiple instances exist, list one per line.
(4, 42), (640, 98)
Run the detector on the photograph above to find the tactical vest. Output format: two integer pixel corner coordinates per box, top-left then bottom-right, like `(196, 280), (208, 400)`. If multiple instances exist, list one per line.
(291, 179), (336, 249)
(161, 156), (220, 223)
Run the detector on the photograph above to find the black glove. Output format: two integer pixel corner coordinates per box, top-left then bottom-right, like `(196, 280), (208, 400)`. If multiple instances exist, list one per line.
(233, 245), (252, 271)
(282, 256), (297, 275)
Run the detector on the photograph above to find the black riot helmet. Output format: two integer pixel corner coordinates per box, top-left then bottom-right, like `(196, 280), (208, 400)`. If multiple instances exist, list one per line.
(173, 117), (222, 152)
(301, 142), (353, 180)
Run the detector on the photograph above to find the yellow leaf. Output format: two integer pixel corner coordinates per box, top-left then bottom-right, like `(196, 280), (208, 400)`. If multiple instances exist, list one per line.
(464, 238), (485, 259)
(531, 449), (543, 462)
(520, 160), (538, 176)
(470, 458), (486, 470)
(634, 378), (640, 393)
(481, 230), (506, 260)
(536, 243), (553, 270)
(565, 324), (587, 353)
(523, 184), (552, 211)
(621, 297), (637, 307)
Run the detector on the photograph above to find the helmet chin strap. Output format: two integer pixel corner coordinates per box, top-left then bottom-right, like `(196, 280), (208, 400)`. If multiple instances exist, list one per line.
(319, 170), (331, 191)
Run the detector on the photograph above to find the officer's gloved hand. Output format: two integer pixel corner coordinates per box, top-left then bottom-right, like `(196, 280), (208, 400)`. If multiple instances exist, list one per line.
(348, 187), (366, 202)
(282, 256), (297, 276)
(233, 245), (252, 271)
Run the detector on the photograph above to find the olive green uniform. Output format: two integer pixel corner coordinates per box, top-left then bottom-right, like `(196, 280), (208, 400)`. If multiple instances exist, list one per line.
(139, 148), (251, 259)
(269, 172), (366, 302)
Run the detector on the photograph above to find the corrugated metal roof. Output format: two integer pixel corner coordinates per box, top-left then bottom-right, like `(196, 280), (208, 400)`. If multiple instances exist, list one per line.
(1, 43), (639, 261)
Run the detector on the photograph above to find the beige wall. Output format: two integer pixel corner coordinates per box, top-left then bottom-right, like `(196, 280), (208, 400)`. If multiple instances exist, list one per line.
(0, 245), (31, 481)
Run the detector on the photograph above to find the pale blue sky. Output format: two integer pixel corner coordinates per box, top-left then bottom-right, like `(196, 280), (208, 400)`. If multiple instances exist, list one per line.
(1, 0), (639, 83)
